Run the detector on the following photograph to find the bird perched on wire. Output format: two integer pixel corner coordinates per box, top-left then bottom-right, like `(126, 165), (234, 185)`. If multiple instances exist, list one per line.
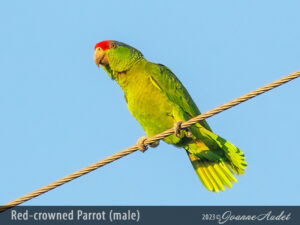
(94, 40), (247, 192)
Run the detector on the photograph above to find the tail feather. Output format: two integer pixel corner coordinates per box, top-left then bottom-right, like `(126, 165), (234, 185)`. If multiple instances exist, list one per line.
(201, 163), (220, 192)
(188, 152), (239, 192)
(193, 159), (214, 192)
(219, 161), (238, 183)
(195, 126), (247, 175)
(212, 163), (232, 189)
(204, 160), (225, 192)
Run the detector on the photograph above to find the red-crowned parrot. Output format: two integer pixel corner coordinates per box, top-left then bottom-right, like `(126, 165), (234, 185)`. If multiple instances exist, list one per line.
(94, 40), (247, 192)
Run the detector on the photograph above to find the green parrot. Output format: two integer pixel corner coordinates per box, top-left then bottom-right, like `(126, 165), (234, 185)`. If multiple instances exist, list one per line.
(94, 40), (247, 192)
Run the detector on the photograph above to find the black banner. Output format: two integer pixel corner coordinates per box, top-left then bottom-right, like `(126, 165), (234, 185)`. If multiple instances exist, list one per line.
(0, 206), (298, 225)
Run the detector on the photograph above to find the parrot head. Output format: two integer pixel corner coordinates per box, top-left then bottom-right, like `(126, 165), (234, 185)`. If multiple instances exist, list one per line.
(94, 40), (143, 74)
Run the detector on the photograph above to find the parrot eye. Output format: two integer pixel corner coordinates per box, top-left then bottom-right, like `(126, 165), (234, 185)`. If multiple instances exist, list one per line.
(109, 42), (117, 49)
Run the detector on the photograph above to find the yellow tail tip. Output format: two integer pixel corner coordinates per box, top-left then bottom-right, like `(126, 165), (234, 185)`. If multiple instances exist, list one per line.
(188, 153), (242, 192)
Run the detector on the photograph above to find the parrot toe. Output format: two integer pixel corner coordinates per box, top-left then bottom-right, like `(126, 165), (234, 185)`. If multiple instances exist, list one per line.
(174, 121), (184, 137)
(149, 140), (160, 148)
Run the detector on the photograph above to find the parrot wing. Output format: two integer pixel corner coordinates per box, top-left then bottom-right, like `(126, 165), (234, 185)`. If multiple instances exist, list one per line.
(147, 63), (212, 130)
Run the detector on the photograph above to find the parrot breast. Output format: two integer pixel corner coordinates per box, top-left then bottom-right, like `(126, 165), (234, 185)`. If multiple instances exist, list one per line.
(115, 60), (176, 138)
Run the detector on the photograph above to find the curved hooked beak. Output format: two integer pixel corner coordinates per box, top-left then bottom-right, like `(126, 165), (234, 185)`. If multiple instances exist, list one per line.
(94, 47), (109, 67)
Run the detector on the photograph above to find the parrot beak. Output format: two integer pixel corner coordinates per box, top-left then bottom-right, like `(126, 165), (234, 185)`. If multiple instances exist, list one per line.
(94, 47), (108, 67)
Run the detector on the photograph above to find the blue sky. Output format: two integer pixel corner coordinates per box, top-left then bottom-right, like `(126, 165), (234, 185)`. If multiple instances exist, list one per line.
(1, 0), (300, 206)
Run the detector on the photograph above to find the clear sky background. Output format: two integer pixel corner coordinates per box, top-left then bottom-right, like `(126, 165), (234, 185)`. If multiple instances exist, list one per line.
(1, 0), (300, 206)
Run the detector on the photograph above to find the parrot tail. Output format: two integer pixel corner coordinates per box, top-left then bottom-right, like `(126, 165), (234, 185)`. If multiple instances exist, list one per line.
(194, 125), (248, 175)
(186, 126), (247, 192)
(187, 152), (238, 192)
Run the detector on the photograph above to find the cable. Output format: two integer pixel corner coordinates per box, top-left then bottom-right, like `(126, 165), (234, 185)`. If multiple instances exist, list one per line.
(1, 70), (299, 212)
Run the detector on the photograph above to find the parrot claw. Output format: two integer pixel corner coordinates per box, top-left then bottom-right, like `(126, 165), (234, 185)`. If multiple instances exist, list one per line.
(174, 121), (192, 138)
(136, 136), (148, 152)
(174, 121), (183, 137)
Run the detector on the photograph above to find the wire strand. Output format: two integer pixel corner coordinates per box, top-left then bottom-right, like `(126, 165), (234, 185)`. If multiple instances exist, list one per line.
(1, 70), (299, 212)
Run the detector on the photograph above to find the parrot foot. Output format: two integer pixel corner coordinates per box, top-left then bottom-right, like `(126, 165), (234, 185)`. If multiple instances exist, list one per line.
(174, 121), (192, 138)
(136, 136), (148, 152)
(149, 140), (160, 148)
(174, 121), (183, 137)
(137, 137), (160, 152)
(186, 127), (192, 138)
